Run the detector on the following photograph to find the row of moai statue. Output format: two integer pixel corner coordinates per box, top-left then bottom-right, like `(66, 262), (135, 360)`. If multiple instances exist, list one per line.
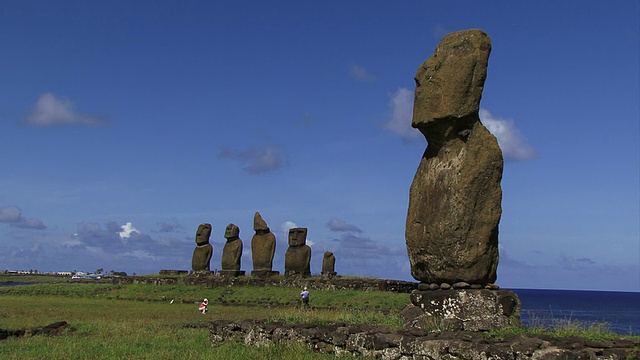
(191, 212), (336, 277)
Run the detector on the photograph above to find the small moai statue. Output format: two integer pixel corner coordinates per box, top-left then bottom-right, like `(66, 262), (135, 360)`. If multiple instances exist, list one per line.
(321, 251), (337, 276)
(191, 223), (213, 273)
(284, 227), (311, 277)
(250, 212), (279, 276)
(219, 223), (245, 276)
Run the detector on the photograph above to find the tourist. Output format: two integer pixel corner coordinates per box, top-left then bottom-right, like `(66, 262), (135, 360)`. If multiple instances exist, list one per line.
(300, 287), (310, 307)
(199, 298), (208, 314)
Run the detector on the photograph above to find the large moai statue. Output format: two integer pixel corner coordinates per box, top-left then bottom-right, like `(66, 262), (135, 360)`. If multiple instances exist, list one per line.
(321, 251), (336, 276)
(191, 223), (213, 272)
(219, 223), (245, 276)
(284, 227), (311, 276)
(401, 29), (520, 332)
(250, 212), (279, 276)
(405, 29), (503, 285)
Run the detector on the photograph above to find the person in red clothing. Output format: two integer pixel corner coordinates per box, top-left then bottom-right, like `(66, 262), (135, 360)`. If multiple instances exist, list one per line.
(198, 298), (208, 314)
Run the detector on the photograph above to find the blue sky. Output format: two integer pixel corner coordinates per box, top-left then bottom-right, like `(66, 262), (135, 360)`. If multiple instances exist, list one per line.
(1, 1), (638, 292)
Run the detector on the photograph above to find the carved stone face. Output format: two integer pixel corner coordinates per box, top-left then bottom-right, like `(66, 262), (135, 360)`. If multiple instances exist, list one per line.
(288, 227), (308, 247)
(195, 223), (212, 245)
(225, 223), (239, 240)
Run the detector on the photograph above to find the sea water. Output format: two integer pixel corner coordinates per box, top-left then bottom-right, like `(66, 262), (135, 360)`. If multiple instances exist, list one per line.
(512, 289), (640, 336)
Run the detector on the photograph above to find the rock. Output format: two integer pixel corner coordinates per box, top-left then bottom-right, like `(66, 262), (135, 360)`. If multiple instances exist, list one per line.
(405, 29), (503, 284)
(284, 227), (311, 276)
(207, 319), (640, 359)
(417, 282), (431, 291)
(407, 289), (521, 331)
(191, 223), (213, 271)
(321, 251), (336, 275)
(250, 212), (278, 275)
(440, 283), (451, 290)
(221, 223), (243, 272)
(453, 281), (471, 289)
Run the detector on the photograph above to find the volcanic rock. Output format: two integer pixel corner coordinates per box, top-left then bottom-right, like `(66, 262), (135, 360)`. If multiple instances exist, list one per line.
(405, 29), (503, 284)
(284, 227), (311, 276)
(220, 223), (243, 274)
(250, 212), (278, 276)
(191, 223), (213, 272)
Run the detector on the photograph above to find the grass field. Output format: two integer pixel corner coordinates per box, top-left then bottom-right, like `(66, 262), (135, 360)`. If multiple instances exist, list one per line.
(1, 275), (637, 359)
(0, 276), (404, 359)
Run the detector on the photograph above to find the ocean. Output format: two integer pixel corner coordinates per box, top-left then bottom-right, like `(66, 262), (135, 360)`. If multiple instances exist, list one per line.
(512, 288), (640, 336)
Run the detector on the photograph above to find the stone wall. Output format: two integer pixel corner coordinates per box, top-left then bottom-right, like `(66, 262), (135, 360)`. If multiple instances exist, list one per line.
(208, 320), (640, 360)
(112, 274), (419, 293)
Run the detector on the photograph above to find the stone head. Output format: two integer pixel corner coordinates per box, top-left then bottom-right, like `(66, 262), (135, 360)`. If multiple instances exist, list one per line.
(224, 223), (240, 240)
(412, 29), (491, 133)
(253, 212), (269, 232)
(324, 251), (333, 259)
(195, 223), (212, 246)
(288, 227), (308, 247)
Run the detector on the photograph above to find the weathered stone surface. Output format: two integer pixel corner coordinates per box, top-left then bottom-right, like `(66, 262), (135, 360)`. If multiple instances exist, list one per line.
(208, 319), (640, 359)
(250, 212), (277, 273)
(221, 223), (243, 271)
(405, 29), (503, 284)
(284, 227), (311, 276)
(321, 251), (336, 275)
(405, 289), (520, 331)
(191, 223), (213, 271)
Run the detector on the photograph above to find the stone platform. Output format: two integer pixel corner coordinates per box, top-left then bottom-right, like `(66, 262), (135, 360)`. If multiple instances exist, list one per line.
(402, 289), (521, 331)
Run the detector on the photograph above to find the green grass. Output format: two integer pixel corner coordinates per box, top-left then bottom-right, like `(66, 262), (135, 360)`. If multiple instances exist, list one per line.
(1, 278), (637, 359)
(485, 313), (637, 342)
(0, 281), (400, 359)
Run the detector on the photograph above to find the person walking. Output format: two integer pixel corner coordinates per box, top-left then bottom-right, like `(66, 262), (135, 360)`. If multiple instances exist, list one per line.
(300, 287), (310, 307)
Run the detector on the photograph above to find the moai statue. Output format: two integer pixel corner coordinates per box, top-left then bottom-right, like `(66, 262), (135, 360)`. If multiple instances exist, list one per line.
(321, 251), (337, 276)
(191, 223), (213, 272)
(250, 212), (279, 276)
(284, 227), (311, 277)
(405, 29), (502, 285)
(219, 223), (245, 276)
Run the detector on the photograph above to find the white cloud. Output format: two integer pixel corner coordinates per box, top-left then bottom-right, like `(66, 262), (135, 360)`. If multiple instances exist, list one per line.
(383, 87), (421, 142)
(349, 65), (375, 82)
(281, 221), (297, 240)
(119, 222), (140, 239)
(480, 109), (537, 161)
(25, 93), (107, 126)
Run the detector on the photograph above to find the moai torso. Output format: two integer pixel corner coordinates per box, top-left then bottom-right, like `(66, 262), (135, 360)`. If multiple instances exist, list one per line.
(221, 223), (243, 271)
(251, 212), (276, 271)
(191, 223), (213, 271)
(322, 251), (336, 274)
(284, 227), (311, 276)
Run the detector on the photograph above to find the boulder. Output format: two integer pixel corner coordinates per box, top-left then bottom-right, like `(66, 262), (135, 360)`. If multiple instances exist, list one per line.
(405, 29), (503, 284)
